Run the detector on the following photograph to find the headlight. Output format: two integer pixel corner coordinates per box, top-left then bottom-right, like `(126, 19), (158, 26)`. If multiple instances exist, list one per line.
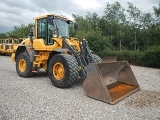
(53, 34), (58, 38)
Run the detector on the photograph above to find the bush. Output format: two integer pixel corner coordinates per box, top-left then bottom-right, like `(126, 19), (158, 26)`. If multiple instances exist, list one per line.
(142, 46), (160, 67)
(97, 50), (143, 65)
(97, 46), (160, 68)
(97, 50), (117, 58)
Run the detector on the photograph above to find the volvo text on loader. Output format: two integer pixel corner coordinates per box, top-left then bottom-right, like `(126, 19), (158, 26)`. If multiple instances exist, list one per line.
(11, 14), (140, 104)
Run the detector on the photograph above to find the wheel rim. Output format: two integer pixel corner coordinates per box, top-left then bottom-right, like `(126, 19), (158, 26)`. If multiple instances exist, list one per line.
(53, 62), (65, 80)
(19, 59), (26, 72)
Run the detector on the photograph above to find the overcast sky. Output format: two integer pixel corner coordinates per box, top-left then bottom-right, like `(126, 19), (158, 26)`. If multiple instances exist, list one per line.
(0, 0), (159, 33)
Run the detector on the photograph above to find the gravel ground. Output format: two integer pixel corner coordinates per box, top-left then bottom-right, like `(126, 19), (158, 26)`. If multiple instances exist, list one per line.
(0, 56), (160, 120)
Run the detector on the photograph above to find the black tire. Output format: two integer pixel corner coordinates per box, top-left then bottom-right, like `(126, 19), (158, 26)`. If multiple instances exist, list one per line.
(92, 54), (102, 63)
(48, 54), (79, 88)
(0, 53), (6, 56)
(16, 53), (33, 78)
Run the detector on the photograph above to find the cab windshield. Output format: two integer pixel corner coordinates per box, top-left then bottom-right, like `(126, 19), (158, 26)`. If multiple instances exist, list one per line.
(53, 18), (69, 38)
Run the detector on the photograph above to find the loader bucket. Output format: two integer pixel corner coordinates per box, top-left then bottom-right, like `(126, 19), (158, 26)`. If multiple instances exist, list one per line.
(83, 61), (140, 104)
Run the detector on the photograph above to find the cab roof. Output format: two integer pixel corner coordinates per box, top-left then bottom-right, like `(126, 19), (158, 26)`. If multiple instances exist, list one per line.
(34, 14), (70, 21)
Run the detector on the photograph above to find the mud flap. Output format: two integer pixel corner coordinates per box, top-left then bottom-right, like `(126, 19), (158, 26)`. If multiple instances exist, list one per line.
(83, 61), (140, 104)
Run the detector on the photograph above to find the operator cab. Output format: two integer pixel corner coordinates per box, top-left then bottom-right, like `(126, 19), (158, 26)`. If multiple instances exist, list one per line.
(35, 14), (72, 45)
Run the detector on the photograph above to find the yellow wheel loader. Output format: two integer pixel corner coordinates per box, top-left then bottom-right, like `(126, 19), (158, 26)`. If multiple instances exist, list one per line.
(11, 14), (140, 104)
(6, 38), (14, 55)
(11, 38), (25, 54)
(0, 39), (3, 54)
(0, 39), (13, 55)
(0, 38), (24, 55)
(0, 39), (7, 55)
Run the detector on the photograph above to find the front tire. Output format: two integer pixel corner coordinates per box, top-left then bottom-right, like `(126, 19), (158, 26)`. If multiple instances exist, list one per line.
(16, 53), (33, 78)
(92, 54), (101, 63)
(48, 54), (79, 88)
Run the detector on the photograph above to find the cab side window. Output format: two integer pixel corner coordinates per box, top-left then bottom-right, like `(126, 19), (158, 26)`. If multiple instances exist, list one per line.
(37, 18), (47, 39)
(48, 23), (54, 44)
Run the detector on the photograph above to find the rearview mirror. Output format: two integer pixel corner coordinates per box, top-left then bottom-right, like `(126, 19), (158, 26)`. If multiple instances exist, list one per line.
(74, 23), (78, 30)
(29, 27), (34, 36)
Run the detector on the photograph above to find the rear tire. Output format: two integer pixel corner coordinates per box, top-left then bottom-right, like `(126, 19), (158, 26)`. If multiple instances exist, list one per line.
(48, 54), (79, 88)
(92, 54), (101, 63)
(16, 53), (33, 78)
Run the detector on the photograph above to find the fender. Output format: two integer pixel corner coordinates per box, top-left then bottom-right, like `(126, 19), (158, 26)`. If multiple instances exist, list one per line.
(48, 48), (70, 61)
(53, 48), (70, 53)
(47, 48), (70, 67)
(15, 45), (37, 62)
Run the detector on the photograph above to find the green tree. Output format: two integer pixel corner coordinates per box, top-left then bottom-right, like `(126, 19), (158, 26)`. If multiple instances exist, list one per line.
(117, 29), (125, 51)
(127, 2), (141, 50)
(72, 13), (111, 52)
(103, 2), (127, 50)
(153, 2), (160, 24)
(104, 2), (126, 23)
(7, 23), (34, 38)
(140, 12), (153, 29)
(0, 33), (8, 39)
